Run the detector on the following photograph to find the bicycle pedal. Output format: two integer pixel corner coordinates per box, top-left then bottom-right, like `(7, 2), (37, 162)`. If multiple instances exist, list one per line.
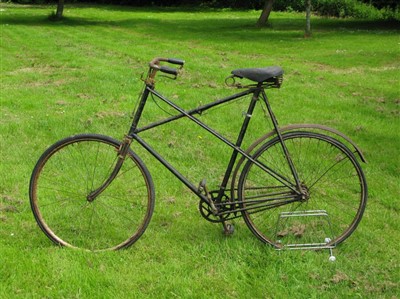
(198, 178), (207, 193)
(222, 223), (235, 236)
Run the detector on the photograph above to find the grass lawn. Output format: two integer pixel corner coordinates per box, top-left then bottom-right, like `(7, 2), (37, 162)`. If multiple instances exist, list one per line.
(1, 3), (399, 298)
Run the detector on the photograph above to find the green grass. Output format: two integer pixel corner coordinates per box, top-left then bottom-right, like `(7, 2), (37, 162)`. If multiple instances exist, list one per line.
(1, 3), (399, 298)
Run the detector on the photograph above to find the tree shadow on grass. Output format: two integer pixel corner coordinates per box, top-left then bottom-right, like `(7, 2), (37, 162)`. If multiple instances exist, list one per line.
(0, 14), (98, 27)
(2, 10), (398, 28)
(1, 6), (398, 44)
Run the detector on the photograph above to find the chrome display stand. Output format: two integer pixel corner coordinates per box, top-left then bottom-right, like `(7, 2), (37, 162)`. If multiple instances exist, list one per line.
(275, 210), (336, 261)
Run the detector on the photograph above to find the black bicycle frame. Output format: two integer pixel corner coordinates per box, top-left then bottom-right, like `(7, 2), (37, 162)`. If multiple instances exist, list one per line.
(128, 83), (302, 205)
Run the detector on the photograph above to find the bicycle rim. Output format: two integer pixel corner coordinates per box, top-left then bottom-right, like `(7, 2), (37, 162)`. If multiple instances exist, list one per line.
(238, 132), (367, 248)
(29, 134), (155, 251)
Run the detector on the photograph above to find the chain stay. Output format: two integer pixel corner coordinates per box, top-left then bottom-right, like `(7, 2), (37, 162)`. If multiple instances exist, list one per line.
(199, 188), (302, 223)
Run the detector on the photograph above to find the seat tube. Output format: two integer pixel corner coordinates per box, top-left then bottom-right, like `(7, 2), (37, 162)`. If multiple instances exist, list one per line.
(235, 87), (262, 148)
(217, 86), (262, 200)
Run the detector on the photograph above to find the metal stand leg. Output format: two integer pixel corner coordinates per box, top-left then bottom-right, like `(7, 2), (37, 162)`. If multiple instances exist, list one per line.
(325, 238), (336, 262)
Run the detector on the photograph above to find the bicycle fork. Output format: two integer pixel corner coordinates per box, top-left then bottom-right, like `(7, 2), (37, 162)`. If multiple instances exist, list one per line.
(87, 85), (152, 202)
(86, 135), (133, 202)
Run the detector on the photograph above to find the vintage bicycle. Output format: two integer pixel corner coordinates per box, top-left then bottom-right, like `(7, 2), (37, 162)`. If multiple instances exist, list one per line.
(29, 57), (368, 251)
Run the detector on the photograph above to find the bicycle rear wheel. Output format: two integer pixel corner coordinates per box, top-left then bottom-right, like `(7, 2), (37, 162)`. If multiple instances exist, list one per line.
(29, 134), (155, 251)
(238, 132), (367, 248)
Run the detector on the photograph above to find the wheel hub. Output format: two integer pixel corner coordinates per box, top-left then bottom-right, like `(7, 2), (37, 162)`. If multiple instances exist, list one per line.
(300, 183), (310, 201)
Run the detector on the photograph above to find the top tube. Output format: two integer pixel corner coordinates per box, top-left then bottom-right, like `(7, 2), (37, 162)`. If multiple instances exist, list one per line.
(134, 87), (257, 134)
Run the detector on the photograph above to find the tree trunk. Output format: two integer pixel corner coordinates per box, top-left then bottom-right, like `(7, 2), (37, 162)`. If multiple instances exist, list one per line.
(257, 0), (275, 27)
(305, 0), (312, 37)
(56, 0), (64, 19)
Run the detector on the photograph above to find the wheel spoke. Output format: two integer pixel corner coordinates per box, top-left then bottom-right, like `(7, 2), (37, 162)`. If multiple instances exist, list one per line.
(238, 132), (367, 248)
(29, 134), (155, 251)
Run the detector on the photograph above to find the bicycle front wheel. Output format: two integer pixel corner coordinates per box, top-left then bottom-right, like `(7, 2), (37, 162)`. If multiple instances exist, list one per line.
(238, 132), (367, 248)
(29, 134), (155, 251)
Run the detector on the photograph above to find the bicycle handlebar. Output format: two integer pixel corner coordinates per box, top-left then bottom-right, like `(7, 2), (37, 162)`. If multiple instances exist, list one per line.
(149, 57), (185, 77)
(166, 58), (185, 66)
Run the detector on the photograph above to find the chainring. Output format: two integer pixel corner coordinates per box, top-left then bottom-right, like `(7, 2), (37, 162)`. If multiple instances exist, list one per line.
(198, 192), (236, 223)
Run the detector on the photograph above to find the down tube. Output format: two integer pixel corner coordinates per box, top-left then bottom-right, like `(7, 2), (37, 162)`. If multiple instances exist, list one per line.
(131, 133), (210, 203)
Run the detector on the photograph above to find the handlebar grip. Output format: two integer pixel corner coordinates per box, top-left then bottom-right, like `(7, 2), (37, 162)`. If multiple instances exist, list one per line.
(167, 58), (185, 66)
(160, 66), (178, 76)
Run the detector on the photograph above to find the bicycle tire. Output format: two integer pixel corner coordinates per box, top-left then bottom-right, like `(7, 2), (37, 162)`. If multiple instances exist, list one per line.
(238, 131), (367, 247)
(29, 134), (155, 251)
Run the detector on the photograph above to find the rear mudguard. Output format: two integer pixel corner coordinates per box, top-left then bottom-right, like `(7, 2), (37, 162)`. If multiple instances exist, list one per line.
(230, 123), (366, 197)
